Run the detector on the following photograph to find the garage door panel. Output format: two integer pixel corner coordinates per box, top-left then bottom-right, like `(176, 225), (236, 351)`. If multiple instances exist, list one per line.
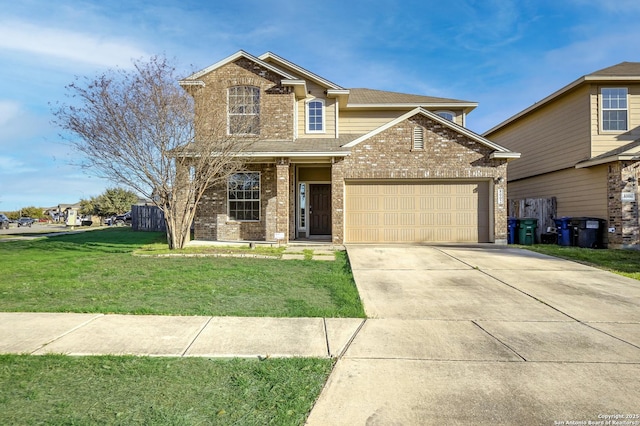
(345, 181), (490, 243)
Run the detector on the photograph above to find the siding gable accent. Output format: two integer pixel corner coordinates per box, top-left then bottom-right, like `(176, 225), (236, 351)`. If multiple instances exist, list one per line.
(342, 107), (519, 158)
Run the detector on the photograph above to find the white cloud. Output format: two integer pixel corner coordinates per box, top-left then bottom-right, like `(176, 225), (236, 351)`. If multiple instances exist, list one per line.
(0, 101), (22, 127)
(0, 155), (37, 174)
(543, 29), (640, 74)
(0, 20), (148, 68)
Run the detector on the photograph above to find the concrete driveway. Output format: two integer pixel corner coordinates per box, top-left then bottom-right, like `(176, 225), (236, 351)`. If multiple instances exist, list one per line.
(306, 245), (640, 425)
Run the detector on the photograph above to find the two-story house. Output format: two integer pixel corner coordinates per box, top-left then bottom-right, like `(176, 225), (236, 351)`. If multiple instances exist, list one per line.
(179, 50), (520, 245)
(484, 62), (640, 248)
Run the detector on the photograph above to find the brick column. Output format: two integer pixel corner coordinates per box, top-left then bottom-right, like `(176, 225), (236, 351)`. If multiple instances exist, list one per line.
(494, 163), (509, 244)
(331, 159), (345, 244)
(276, 160), (290, 243)
(608, 161), (640, 248)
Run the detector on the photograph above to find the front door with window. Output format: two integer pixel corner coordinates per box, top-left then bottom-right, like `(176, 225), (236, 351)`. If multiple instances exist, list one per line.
(309, 184), (331, 235)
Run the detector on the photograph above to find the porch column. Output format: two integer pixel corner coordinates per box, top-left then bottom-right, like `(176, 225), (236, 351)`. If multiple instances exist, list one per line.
(331, 158), (345, 244)
(276, 159), (290, 243)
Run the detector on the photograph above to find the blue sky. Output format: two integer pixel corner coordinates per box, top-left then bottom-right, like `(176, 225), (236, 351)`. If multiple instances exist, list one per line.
(1, 0), (640, 210)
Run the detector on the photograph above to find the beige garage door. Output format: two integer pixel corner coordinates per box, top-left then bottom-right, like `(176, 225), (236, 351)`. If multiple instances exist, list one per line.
(345, 181), (490, 243)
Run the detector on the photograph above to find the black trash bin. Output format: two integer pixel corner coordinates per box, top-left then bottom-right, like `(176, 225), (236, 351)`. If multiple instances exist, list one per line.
(517, 218), (538, 245)
(507, 217), (518, 244)
(554, 217), (573, 246)
(570, 217), (605, 248)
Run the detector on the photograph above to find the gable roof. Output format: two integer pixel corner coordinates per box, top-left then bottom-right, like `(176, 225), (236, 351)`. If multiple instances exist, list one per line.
(484, 61), (640, 136)
(181, 50), (477, 110)
(179, 50), (297, 84)
(343, 107), (520, 159)
(258, 52), (344, 90)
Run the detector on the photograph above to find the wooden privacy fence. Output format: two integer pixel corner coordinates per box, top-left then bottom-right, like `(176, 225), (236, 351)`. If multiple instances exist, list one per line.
(132, 205), (166, 232)
(508, 197), (557, 241)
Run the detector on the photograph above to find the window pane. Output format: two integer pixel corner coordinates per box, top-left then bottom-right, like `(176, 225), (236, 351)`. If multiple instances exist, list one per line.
(229, 86), (260, 135)
(228, 172), (260, 221)
(602, 88), (628, 131)
(307, 100), (323, 132)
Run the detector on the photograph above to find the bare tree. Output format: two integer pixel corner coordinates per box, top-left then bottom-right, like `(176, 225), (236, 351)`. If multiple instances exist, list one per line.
(53, 56), (254, 249)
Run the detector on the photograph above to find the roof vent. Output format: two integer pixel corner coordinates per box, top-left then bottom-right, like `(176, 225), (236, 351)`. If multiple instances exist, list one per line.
(413, 127), (424, 150)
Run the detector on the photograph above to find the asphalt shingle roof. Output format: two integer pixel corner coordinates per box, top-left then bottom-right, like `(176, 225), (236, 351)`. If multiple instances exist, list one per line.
(587, 62), (640, 77)
(347, 88), (474, 105)
(246, 135), (360, 153)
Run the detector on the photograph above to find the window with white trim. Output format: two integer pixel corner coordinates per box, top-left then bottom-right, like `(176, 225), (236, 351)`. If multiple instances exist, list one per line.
(602, 88), (628, 131)
(413, 126), (425, 150)
(228, 86), (260, 135)
(228, 172), (260, 221)
(435, 111), (455, 121)
(306, 99), (325, 133)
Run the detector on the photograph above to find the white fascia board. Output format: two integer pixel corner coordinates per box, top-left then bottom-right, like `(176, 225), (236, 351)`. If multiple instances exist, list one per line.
(575, 154), (640, 169)
(584, 76), (640, 82)
(490, 152), (521, 160)
(178, 80), (206, 87)
(281, 79), (307, 98)
(238, 151), (351, 158)
(327, 89), (350, 96)
(182, 50), (296, 82)
(258, 52), (344, 90)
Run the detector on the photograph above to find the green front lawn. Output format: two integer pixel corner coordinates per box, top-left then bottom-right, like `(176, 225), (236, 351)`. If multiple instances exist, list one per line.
(0, 354), (333, 425)
(0, 228), (365, 317)
(523, 244), (640, 280)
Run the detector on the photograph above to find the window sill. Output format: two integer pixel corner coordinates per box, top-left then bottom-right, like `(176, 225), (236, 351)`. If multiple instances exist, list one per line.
(226, 220), (260, 224)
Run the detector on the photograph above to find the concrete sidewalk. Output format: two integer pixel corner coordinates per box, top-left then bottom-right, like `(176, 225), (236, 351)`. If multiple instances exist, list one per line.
(0, 313), (364, 358)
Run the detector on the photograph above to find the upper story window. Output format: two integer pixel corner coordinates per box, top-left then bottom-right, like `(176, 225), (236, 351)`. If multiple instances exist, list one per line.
(435, 111), (455, 121)
(228, 172), (260, 221)
(601, 88), (628, 131)
(306, 99), (325, 133)
(228, 86), (260, 135)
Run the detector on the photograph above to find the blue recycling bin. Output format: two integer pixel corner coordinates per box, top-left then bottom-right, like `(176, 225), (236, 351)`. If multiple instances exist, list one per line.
(554, 217), (573, 246)
(507, 217), (518, 244)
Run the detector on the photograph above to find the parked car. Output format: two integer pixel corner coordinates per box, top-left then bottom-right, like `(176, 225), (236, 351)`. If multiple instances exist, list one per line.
(114, 211), (132, 226)
(0, 214), (9, 229)
(17, 217), (35, 227)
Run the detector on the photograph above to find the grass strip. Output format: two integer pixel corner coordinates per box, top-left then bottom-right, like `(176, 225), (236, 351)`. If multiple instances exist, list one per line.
(0, 228), (365, 318)
(523, 244), (640, 280)
(0, 354), (333, 425)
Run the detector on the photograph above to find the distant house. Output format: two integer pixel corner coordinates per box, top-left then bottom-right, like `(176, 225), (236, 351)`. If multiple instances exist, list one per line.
(484, 62), (640, 248)
(180, 50), (519, 244)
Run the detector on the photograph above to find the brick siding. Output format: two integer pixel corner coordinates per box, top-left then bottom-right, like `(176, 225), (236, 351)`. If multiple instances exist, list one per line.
(607, 160), (640, 248)
(339, 115), (509, 243)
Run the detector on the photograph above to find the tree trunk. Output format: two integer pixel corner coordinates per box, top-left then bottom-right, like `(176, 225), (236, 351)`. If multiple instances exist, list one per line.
(162, 207), (192, 250)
